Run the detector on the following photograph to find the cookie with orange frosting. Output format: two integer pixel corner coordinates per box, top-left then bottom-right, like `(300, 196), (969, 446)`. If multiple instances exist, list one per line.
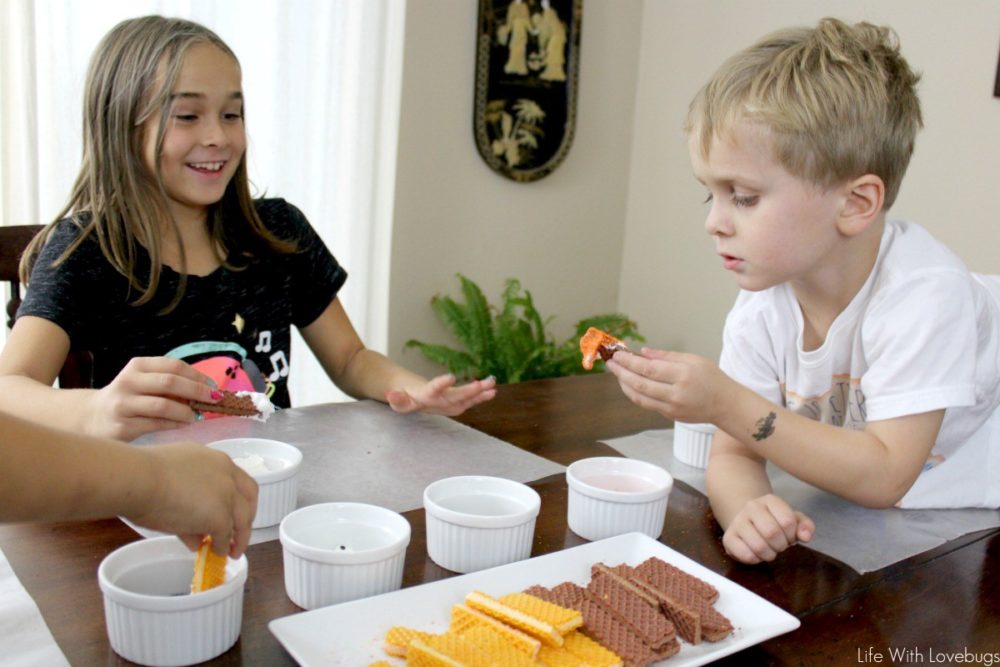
(580, 327), (629, 370)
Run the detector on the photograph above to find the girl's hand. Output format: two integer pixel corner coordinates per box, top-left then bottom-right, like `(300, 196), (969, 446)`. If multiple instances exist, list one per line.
(126, 443), (258, 557)
(385, 374), (497, 416)
(88, 357), (220, 440)
(722, 493), (814, 564)
(606, 347), (730, 424)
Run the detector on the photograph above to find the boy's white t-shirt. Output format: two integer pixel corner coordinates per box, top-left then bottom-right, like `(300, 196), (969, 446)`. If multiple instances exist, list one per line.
(719, 220), (1000, 508)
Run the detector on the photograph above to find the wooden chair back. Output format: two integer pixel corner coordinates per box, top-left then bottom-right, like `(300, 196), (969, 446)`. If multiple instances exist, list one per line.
(0, 224), (93, 388)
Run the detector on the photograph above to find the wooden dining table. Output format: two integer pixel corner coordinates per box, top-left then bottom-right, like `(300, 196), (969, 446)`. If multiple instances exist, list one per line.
(1, 372), (998, 665)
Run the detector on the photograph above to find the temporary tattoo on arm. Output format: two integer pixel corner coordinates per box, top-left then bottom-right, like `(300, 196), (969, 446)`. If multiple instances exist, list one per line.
(752, 411), (776, 441)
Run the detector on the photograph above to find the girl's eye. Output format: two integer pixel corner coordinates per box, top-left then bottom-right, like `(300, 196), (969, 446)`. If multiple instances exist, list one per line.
(173, 114), (197, 121)
(732, 194), (759, 208)
(224, 112), (244, 121)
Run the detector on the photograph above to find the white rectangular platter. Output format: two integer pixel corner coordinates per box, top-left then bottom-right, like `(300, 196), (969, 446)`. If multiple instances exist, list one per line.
(269, 532), (800, 666)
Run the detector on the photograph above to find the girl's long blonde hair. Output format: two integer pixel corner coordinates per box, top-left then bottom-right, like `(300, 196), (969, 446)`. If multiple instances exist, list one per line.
(21, 15), (294, 308)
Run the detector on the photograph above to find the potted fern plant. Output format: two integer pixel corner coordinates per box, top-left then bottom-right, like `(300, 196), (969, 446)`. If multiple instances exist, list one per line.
(405, 274), (644, 384)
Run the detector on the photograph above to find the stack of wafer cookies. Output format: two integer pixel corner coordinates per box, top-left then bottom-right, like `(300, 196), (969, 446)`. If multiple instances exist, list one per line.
(527, 557), (732, 665)
(381, 590), (622, 666)
(375, 556), (731, 666)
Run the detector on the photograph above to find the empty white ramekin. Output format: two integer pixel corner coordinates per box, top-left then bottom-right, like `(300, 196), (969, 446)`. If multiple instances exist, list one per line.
(423, 475), (541, 574)
(279, 502), (410, 610)
(673, 422), (716, 469)
(98, 536), (247, 667)
(566, 457), (673, 541)
(208, 438), (302, 528)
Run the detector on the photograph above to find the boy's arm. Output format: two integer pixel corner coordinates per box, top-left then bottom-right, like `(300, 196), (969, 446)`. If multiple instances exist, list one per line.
(706, 428), (815, 563)
(704, 428), (773, 528)
(609, 349), (942, 509)
(714, 379), (944, 508)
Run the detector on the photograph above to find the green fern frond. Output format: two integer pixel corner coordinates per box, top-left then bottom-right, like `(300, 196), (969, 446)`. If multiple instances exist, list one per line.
(404, 275), (644, 385)
(404, 340), (479, 379)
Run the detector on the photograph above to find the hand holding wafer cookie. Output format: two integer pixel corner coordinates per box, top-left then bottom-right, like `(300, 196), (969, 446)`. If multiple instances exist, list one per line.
(605, 347), (731, 425)
(126, 442), (258, 558)
(0, 412), (256, 558)
(86, 356), (223, 440)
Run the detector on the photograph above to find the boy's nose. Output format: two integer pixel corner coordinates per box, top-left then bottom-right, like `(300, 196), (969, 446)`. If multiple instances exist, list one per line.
(704, 203), (732, 237)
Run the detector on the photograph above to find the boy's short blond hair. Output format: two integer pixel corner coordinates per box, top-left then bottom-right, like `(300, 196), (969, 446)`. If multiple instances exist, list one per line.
(687, 17), (922, 208)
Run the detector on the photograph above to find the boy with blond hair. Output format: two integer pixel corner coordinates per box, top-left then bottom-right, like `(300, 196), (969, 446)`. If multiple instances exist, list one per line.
(608, 18), (1000, 564)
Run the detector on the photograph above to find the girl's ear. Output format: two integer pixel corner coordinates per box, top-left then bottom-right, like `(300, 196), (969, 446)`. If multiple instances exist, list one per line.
(837, 174), (884, 237)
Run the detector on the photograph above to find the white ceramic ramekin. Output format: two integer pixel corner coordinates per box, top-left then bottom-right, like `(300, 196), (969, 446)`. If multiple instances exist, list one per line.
(279, 502), (410, 610)
(208, 438), (302, 528)
(97, 536), (247, 667)
(423, 475), (541, 574)
(673, 422), (716, 469)
(566, 457), (673, 541)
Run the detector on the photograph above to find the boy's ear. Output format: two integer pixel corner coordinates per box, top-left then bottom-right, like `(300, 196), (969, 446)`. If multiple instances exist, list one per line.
(837, 174), (884, 236)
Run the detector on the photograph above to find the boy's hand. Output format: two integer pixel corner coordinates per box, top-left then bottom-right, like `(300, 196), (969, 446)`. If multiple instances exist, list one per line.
(722, 493), (814, 564)
(386, 374), (497, 416)
(88, 357), (219, 440)
(606, 347), (731, 423)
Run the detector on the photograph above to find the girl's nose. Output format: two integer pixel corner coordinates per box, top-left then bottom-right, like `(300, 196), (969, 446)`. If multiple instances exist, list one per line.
(200, 118), (227, 147)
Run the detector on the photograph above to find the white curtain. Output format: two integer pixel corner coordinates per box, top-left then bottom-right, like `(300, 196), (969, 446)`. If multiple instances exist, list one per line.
(0, 0), (404, 406)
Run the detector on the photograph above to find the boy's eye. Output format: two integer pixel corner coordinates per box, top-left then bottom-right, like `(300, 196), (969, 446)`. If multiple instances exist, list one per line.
(732, 194), (759, 207)
(702, 192), (713, 204)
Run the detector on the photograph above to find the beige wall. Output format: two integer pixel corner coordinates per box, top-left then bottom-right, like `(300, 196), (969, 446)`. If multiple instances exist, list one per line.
(387, 0), (643, 376)
(389, 1), (1000, 377)
(620, 0), (1000, 362)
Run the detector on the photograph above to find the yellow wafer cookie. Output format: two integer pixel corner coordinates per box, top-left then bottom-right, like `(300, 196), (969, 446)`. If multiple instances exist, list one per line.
(562, 631), (623, 667)
(537, 644), (590, 666)
(499, 592), (583, 635)
(460, 626), (537, 667)
(450, 604), (542, 658)
(465, 591), (563, 647)
(191, 536), (227, 593)
(424, 633), (491, 666)
(406, 639), (465, 667)
(384, 625), (435, 657)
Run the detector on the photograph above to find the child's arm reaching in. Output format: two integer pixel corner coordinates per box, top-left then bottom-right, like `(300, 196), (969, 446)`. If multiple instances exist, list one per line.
(0, 411), (257, 557)
(0, 316), (220, 440)
(607, 347), (943, 560)
(300, 297), (496, 416)
(705, 428), (814, 563)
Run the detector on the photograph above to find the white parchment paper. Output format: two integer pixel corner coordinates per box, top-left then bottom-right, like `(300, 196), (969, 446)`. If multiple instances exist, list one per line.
(0, 547), (71, 667)
(133, 400), (565, 544)
(603, 429), (1000, 573)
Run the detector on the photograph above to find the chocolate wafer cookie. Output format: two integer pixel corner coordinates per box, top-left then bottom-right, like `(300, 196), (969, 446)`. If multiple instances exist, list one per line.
(190, 390), (260, 417)
(634, 557), (719, 603)
(588, 565), (676, 648)
(630, 565), (733, 643)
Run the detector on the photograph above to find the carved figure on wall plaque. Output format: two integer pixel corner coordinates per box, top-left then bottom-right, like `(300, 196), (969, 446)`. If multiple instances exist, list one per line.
(474, 0), (582, 182)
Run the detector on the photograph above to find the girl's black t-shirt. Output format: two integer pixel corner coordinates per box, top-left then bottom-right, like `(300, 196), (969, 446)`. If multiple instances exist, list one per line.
(18, 199), (347, 408)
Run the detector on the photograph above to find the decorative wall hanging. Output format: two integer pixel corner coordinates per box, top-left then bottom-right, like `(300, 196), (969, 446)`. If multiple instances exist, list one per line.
(474, 0), (582, 182)
(994, 43), (999, 98)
